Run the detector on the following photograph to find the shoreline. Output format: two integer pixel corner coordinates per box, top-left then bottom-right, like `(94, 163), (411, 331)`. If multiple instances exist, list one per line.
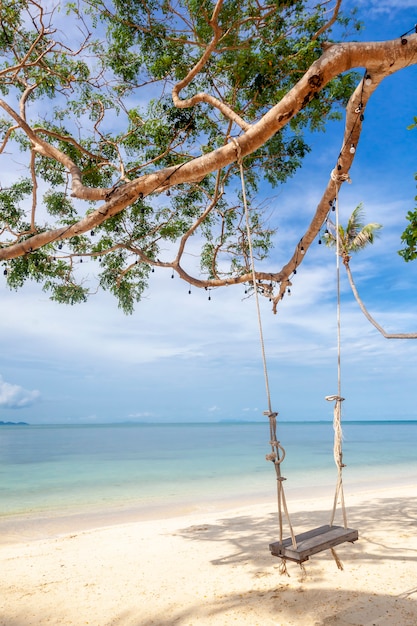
(1, 475), (415, 545)
(1, 482), (417, 625)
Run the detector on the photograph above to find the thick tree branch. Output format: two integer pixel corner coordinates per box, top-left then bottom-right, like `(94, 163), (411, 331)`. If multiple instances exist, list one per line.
(1, 33), (417, 299)
(271, 69), (387, 311)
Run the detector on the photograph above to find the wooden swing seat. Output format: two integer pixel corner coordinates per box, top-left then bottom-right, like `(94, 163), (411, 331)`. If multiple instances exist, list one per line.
(269, 525), (358, 563)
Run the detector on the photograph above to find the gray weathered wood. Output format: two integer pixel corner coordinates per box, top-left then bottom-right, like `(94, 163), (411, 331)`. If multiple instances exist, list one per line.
(269, 525), (358, 563)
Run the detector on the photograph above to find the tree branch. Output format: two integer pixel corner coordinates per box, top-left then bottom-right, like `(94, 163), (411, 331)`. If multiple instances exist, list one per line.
(345, 264), (417, 338)
(1, 33), (417, 301)
(313, 0), (342, 40)
(271, 68), (387, 311)
(0, 99), (109, 201)
(171, 0), (251, 131)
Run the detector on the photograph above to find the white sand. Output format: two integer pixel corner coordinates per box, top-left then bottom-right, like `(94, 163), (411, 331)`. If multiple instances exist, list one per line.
(1, 484), (416, 625)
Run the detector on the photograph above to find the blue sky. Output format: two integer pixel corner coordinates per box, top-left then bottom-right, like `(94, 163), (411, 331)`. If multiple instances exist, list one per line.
(1, 1), (417, 424)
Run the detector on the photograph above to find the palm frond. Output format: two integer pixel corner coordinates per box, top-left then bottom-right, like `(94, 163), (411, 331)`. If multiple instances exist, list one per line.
(323, 205), (382, 256)
(350, 222), (382, 252)
(346, 203), (366, 238)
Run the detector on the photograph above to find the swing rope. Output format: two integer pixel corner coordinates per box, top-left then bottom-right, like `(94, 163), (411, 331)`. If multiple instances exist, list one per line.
(233, 142), (356, 568)
(326, 170), (350, 531)
(233, 138), (297, 551)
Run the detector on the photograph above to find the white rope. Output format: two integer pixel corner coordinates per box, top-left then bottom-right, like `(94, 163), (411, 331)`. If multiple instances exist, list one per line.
(233, 138), (297, 550)
(327, 169), (348, 529)
(233, 140), (272, 415)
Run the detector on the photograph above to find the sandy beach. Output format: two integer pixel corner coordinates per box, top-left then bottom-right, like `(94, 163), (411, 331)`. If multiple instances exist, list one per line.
(1, 483), (416, 626)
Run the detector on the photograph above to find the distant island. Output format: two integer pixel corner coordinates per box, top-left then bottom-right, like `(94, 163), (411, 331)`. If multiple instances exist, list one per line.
(0, 421), (29, 426)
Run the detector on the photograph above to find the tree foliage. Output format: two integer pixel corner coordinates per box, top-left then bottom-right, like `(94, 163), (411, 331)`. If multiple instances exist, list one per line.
(397, 117), (417, 262)
(0, 0), (416, 313)
(399, 205), (417, 262)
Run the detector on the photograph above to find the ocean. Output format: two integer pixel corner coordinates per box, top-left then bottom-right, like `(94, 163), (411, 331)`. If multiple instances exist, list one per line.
(1, 421), (416, 525)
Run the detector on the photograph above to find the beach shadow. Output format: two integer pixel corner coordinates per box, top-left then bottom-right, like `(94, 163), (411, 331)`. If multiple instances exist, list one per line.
(2, 584), (417, 626)
(108, 585), (417, 626)
(3, 497), (415, 626)
(175, 495), (417, 570)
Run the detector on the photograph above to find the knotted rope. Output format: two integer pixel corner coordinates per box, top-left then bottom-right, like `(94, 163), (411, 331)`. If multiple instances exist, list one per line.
(325, 394), (347, 530)
(326, 167), (349, 533)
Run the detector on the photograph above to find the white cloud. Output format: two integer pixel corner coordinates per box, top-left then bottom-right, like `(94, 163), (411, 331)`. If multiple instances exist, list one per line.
(0, 375), (40, 409)
(127, 412), (154, 419)
(356, 0), (417, 14)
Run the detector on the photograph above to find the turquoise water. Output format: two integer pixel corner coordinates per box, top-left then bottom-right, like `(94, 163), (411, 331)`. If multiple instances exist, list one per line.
(0, 421), (416, 521)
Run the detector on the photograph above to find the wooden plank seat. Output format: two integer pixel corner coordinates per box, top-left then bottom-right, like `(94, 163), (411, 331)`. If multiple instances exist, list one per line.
(269, 525), (358, 563)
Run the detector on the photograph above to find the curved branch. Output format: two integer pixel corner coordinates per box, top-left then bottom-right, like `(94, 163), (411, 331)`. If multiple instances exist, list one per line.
(271, 65), (397, 311)
(313, 0), (342, 41)
(171, 0), (223, 101)
(345, 264), (417, 339)
(0, 123), (18, 154)
(171, 0), (251, 131)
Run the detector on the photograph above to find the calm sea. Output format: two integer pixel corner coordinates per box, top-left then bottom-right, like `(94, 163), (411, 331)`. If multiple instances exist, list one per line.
(0, 421), (416, 524)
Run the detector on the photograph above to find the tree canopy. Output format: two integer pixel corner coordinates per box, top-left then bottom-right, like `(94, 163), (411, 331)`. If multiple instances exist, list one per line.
(0, 0), (416, 313)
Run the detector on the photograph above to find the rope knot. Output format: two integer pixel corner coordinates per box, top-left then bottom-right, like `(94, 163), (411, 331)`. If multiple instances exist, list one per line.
(230, 137), (243, 165)
(325, 395), (345, 402)
(330, 168), (351, 184)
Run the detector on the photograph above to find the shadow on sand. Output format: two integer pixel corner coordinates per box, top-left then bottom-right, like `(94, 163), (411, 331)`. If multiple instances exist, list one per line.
(1, 497), (416, 626)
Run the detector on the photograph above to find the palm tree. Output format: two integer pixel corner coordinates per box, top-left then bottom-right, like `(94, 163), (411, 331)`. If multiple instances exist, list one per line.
(325, 202), (382, 265)
(325, 203), (417, 339)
